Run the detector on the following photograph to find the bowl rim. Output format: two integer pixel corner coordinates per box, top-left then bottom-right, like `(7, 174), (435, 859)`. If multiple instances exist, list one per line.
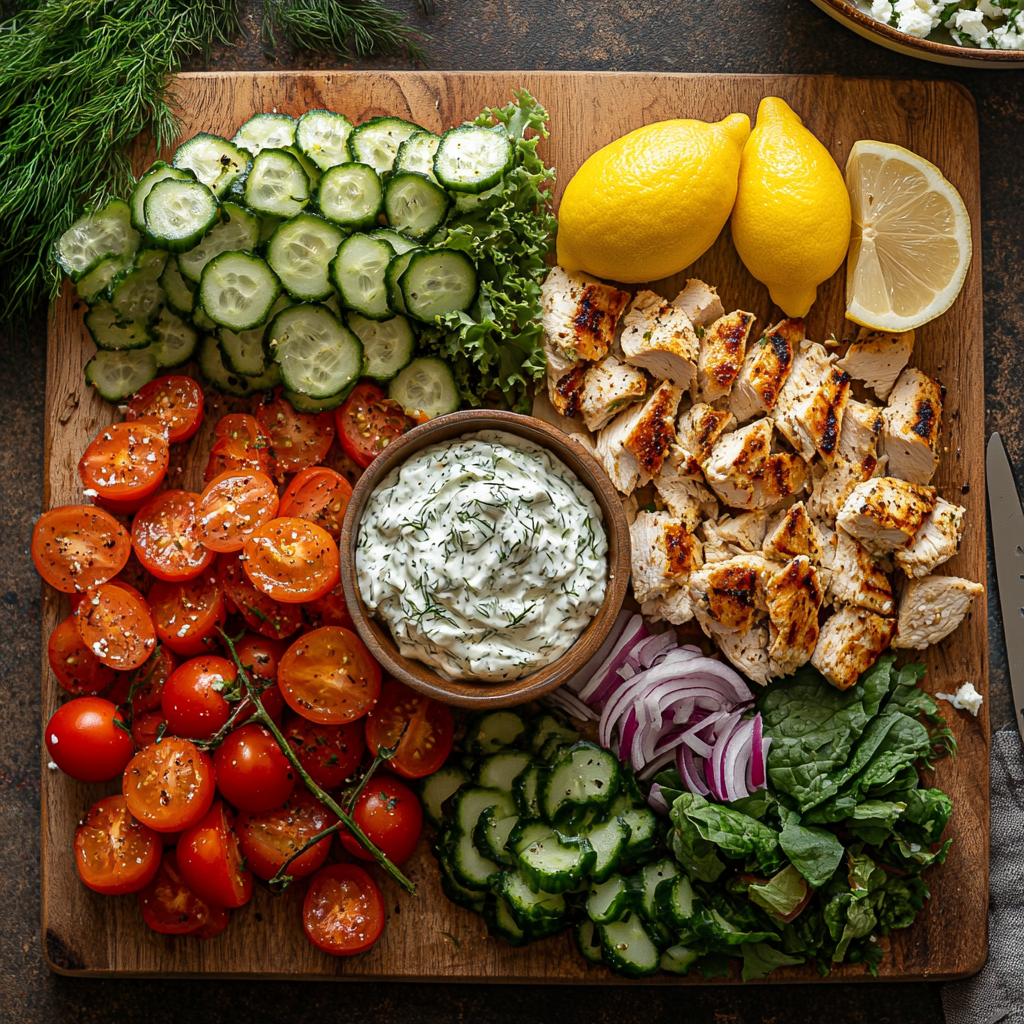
(812, 0), (1024, 61)
(338, 409), (631, 709)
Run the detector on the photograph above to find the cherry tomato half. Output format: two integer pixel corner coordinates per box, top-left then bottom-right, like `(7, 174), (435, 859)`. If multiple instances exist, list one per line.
(45, 697), (134, 782)
(237, 788), (337, 882)
(242, 517), (339, 603)
(278, 466), (352, 540)
(123, 737), (215, 833)
(126, 375), (204, 444)
(47, 615), (116, 695)
(127, 646), (178, 716)
(305, 580), (355, 631)
(205, 414), (272, 483)
(176, 801), (253, 909)
(196, 469), (279, 553)
(74, 795), (162, 895)
(340, 774), (422, 867)
(215, 552), (304, 640)
(233, 634), (289, 682)
(364, 680), (454, 779)
(79, 421), (169, 504)
(148, 572), (226, 657)
(278, 626), (381, 725)
(282, 712), (365, 789)
(131, 710), (167, 748)
(74, 582), (157, 671)
(31, 504), (130, 593)
(303, 863), (385, 956)
(334, 382), (412, 469)
(138, 850), (212, 935)
(131, 489), (214, 582)
(161, 655), (234, 740)
(213, 723), (295, 812)
(256, 392), (335, 479)
(190, 904), (230, 939)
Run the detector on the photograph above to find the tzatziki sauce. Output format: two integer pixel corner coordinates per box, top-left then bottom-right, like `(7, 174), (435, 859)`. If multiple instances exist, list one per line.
(356, 430), (608, 682)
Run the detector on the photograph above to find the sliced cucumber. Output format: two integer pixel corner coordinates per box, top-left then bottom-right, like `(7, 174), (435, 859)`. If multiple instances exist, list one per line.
(485, 895), (529, 947)
(144, 177), (219, 253)
(259, 215), (283, 244)
(418, 764), (471, 828)
(268, 303), (362, 399)
(434, 124), (512, 194)
(76, 249), (136, 304)
(218, 294), (290, 376)
(501, 870), (566, 926)
(192, 304), (217, 331)
(383, 172), (451, 240)
(174, 133), (250, 197)
(56, 199), (137, 281)
(660, 944), (701, 976)
(84, 304), (151, 351)
(346, 313), (414, 382)
(438, 853), (487, 914)
(385, 248), (421, 314)
(316, 162), (383, 230)
(586, 875), (632, 925)
(266, 213), (344, 301)
(110, 260), (166, 324)
(329, 233), (394, 320)
(610, 795), (659, 866)
(232, 113), (297, 155)
(285, 145), (322, 189)
(394, 130), (441, 181)
(160, 256), (196, 314)
(514, 764), (542, 819)
(149, 308), (198, 368)
(198, 334), (280, 398)
(578, 814), (631, 883)
(575, 918), (605, 964)
(451, 830), (502, 892)
(476, 751), (533, 793)
(474, 807), (518, 867)
(637, 858), (679, 922)
(199, 251), (281, 331)
(244, 148), (310, 218)
(509, 820), (595, 895)
(129, 163), (192, 233)
(178, 202), (260, 283)
(400, 249), (477, 323)
(466, 710), (528, 756)
(655, 873), (698, 931)
(530, 713), (579, 756)
(388, 357), (460, 420)
(368, 228), (420, 255)
(541, 742), (621, 825)
(85, 347), (158, 401)
(599, 913), (661, 979)
(297, 109), (355, 170)
(453, 787), (515, 836)
(349, 116), (422, 175)
(283, 385), (355, 414)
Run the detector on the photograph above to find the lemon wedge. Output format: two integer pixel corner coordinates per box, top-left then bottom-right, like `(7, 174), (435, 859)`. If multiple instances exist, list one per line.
(845, 140), (972, 332)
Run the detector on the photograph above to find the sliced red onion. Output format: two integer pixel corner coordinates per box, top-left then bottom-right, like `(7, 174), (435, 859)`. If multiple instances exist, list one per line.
(637, 749), (676, 781)
(748, 713), (766, 790)
(544, 687), (599, 722)
(576, 614), (648, 703)
(679, 744), (710, 798)
(647, 782), (671, 815)
(563, 608), (633, 694)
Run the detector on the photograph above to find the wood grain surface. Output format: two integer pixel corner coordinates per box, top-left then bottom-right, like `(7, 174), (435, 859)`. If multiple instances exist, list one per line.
(42, 71), (988, 983)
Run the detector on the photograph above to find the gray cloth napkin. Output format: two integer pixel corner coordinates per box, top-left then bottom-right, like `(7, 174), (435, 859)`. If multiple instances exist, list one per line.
(943, 727), (1024, 1024)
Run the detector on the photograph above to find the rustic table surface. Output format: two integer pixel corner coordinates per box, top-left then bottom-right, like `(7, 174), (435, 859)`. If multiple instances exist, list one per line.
(2, 1), (1021, 1022)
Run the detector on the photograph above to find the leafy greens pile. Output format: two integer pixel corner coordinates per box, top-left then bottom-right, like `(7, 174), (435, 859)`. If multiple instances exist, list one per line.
(656, 656), (956, 980)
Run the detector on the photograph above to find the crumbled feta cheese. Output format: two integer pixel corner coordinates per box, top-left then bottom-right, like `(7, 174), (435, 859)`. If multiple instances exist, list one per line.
(978, 0), (1002, 17)
(894, 0), (944, 37)
(993, 23), (1024, 47)
(871, 0), (894, 22)
(953, 8), (992, 44)
(935, 681), (984, 717)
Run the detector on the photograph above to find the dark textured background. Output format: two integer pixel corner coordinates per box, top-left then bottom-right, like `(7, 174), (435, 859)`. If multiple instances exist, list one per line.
(2, 1), (1019, 1021)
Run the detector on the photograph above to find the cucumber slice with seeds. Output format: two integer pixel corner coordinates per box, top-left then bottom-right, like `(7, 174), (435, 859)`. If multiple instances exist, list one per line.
(85, 347), (158, 401)
(541, 742), (621, 824)
(144, 178), (219, 253)
(329, 233), (394, 320)
(218, 294), (290, 376)
(129, 163), (192, 233)
(174, 133), (250, 196)
(285, 145), (322, 188)
(76, 248), (138, 304)
(349, 116), (422, 175)
(160, 256), (196, 314)
(508, 819), (596, 894)
(266, 213), (345, 301)
(345, 313), (414, 382)
(394, 130), (441, 181)
(109, 251), (167, 324)
(388, 357), (459, 420)
(198, 334), (280, 397)
(178, 202), (260, 283)
(244, 148), (310, 218)
(199, 251), (281, 331)
(56, 199), (137, 281)
(476, 750), (533, 793)
(369, 228), (420, 255)
(268, 303), (362, 398)
(385, 248), (421, 314)
(316, 162), (382, 229)
(383, 171), (451, 240)
(297, 109), (355, 170)
(150, 308), (198, 368)
(232, 113), (297, 155)
(400, 249), (477, 323)
(84, 304), (152, 351)
(586, 875), (632, 924)
(598, 914), (661, 978)
(434, 124), (513, 194)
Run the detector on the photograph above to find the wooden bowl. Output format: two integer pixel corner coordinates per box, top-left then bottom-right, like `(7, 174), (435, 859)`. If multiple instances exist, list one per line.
(339, 410), (630, 709)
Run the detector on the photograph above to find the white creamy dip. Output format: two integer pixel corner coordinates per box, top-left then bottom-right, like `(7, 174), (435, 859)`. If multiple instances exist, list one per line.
(356, 430), (608, 682)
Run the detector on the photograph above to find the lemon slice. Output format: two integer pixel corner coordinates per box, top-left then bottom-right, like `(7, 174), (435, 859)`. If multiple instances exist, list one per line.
(845, 140), (971, 332)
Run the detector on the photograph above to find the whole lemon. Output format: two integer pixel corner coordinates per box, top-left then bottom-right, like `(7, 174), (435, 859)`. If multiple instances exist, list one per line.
(731, 97), (851, 317)
(556, 114), (751, 284)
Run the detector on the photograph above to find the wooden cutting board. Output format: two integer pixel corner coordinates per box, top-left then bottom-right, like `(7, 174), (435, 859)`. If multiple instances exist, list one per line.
(42, 71), (988, 982)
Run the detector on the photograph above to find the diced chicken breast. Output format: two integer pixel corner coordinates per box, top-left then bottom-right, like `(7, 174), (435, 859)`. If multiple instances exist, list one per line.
(623, 381), (683, 480)
(702, 513), (767, 563)
(596, 405), (645, 494)
(827, 526), (895, 616)
(811, 606), (896, 690)
(546, 362), (586, 418)
(765, 556), (823, 677)
(532, 389), (594, 444)
(771, 341), (832, 459)
(836, 326), (915, 400)
(652, 448), (719, 531)
(881, 367), (945, 485)
(836, 477), (937, 556)
(629, 511), (703, 605)
(677, 403), (735, 466)
(579, 355), (647, 432)
(541, 266), (630, 366)
(696, 311), (757, 402)
(620, 290), (699, 389)
(641, 588), (696, 626)
(806, 453), (877, 529)
(894, 498), (967, 578)
(762, 502), (824, 564)
(672, 279), (724, 328)
(729, 318), (803, 423)
(838, 400), (883, 466)
(689, 554), (768, 639)
(892, 575), (984, 650)
(715, 623), (771, 686)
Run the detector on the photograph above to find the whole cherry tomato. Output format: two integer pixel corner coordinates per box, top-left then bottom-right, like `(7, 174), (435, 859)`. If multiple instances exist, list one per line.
(45, 697), (134, 782)
(161, 655), (234, 740)
(31, 505), (130, 593)
(282, 712), (365, 789)
(126, 375), (204, 444)
(364, 680), (454, 779)
(237, 788), (337, 882)
(340, 774), (422, 867)
(176, 801), (253, 909)
(303, 863), (385, 956)
(213, 723), (295, 812)
(122, 737), (215, 833)
(74, 795), (162, 895)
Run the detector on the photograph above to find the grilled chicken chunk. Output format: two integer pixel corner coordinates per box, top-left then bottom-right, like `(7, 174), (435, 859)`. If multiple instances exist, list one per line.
(881, 367), (945, 485)
(672, 279), (724, 328)
(892, 574), (984, 649)
(579, 355), (647, 432)
(894, 497), (967, 578)
(689, 554), (768, 639)
(765, 556), (823, 677)
(620, 290), (699, 389)
(596, 405), (645, 494)
(652, 446), (719, 531)
(546, 362), (587, 418)
(641, 588), (697, 626)
(629, 511), (703, 605)
(702, 512), (767, 563)
(838, 400), (884, 466)
(762, 502), (824, 564)
(836, 477), (937, 556)
(715, 624), (771, 687)
(811, 606), (896, 690)
(541, 266), (630, 368)
(836, 327), (915, 400)
(596, 382), (682, 493)
(729, 318), (803, 423)
(827, 526), (895, 616)
(677, 403), (735, 466)
(696, 311), (757, 402)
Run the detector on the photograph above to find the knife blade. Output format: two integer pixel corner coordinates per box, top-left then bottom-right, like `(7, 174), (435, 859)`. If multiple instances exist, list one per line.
(986, 431), (1024, 746)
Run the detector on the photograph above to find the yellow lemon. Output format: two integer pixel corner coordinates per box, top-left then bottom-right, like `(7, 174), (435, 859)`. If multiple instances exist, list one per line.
(556, 114), (751, 284)
(731, 97), (851, 318)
